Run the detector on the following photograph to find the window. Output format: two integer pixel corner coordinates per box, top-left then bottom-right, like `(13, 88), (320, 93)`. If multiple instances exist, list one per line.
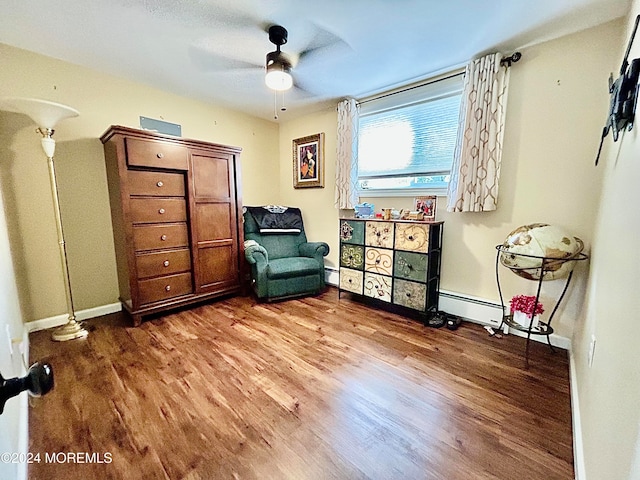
(357, 74), (464, 195)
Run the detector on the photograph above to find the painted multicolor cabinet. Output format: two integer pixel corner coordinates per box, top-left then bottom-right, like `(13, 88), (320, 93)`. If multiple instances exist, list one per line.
(339, 218), (443, 317)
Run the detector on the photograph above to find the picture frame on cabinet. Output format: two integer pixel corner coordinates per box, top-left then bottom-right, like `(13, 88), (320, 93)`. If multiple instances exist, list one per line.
(414, 196), (437, 220)
(293, 133), (324, 188)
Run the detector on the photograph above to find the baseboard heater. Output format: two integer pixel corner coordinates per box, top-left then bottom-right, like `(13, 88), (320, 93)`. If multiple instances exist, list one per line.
(325, 268), (570, 349)
(325, 267), (502, 326)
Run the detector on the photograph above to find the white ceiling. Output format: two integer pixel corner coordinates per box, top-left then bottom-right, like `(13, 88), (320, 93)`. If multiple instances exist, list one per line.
(0, 0), (630, 122)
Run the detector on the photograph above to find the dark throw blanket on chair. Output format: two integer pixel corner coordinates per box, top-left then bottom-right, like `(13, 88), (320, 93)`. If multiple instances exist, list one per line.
(245, 206), (304, 234)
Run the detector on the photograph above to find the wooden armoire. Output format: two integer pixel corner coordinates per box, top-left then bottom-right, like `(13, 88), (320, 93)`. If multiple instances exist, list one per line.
(101, 126), (244, 325)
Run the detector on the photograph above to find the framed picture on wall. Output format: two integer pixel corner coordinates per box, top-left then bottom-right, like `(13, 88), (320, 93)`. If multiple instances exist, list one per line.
(414, 196), (437, 220)
(293, 133), (324, 188)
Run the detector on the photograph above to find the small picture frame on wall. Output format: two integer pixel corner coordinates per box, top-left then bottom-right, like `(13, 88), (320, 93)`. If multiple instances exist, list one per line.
(293, 133), (324, 188)
(414, 196), (437, 220)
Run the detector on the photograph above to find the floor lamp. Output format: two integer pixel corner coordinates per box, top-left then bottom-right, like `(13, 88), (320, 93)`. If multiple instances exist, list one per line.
(0, 97), (88, 341)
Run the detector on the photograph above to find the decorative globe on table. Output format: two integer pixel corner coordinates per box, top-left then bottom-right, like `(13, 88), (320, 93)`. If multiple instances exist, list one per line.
(499, 223), (585, 281)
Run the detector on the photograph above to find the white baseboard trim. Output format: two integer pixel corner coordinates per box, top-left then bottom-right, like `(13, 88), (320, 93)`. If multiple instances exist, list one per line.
(570, 350), (585, 480)
(26, 302), (122, 333)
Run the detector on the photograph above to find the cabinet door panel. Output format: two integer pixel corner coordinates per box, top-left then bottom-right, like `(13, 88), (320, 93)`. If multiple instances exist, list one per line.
(196, 203), (232, 241)
(192, 154), (232, 199)
(197, 245), (237, 289)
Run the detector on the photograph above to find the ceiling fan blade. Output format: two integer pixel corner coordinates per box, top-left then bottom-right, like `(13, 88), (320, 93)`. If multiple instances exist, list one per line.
(294, 23), (352, 68)
(189, 44), (263, 72)
(292, 78), (318, 98)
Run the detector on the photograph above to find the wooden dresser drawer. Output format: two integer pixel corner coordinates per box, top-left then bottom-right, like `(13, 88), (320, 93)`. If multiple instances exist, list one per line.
(127, 171), (185, 197)
(136, 248), (191, 279)
(126, 137), (189, 170)
(395, 223), (430, 253)
(133, 224), (189, 251)
(130, 198), (187, 224)
(138, 272), (192, 305)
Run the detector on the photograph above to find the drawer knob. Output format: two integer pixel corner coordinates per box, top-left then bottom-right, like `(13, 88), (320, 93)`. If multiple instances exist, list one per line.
(165, 285), (171, 292)
(157, 152), (164, 159)
(163, 260), (170, 267)
(159, 208), (166, 214)
(161, 235), (167, 241)
(407, 264), (413, 270)
(348, 279), (352, 283)
(406, 292), (411, 297)
(156, 181), (164, 187)
(408, 235), (414, 240)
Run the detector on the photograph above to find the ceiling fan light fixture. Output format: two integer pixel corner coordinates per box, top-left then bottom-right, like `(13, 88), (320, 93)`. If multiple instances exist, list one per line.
(265, 69), (292, 91)
(265, 52), (292, 91)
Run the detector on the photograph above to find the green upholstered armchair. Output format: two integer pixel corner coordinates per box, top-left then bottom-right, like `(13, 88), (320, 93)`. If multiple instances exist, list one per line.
(243, 207), (330, 301)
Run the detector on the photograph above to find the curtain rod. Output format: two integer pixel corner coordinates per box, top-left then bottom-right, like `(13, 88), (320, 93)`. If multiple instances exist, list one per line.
(356, 52), (522, 106)
(500, 51), (522, 67)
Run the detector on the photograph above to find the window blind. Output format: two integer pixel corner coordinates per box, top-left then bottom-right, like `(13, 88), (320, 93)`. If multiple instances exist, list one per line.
(358, 74), (463, 191)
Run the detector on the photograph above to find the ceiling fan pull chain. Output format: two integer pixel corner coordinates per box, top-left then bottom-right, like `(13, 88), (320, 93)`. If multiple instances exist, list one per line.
(273, 90), (278, 120)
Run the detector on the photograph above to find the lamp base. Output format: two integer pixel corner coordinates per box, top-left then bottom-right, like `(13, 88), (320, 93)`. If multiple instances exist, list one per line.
(51, 319), (88, 342)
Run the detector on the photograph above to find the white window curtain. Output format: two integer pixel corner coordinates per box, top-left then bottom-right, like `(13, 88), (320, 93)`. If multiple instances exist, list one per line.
(447, 53), (510, 212)
(335, 98), (359, 209)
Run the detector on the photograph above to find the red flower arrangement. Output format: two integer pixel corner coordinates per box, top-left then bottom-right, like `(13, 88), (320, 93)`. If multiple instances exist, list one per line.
(509, 295), (544, 318)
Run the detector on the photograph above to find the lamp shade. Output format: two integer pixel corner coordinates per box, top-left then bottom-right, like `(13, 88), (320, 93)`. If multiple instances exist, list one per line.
(0, 97), (79, 129)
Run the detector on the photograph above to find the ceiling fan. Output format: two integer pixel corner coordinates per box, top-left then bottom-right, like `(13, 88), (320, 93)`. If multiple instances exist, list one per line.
(264, 25), (293, 91)
(189, 20), (351, 100)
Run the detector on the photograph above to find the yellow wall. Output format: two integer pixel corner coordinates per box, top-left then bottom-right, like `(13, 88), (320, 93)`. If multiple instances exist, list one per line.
(572, 3), (640, 478)
(278, 106), (339, 269)
(280, 20), (620, 340)
(0, 43), (279, 322)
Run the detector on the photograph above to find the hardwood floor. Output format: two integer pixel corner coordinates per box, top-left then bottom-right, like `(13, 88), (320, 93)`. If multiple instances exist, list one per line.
(28, 288), (573, 479)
